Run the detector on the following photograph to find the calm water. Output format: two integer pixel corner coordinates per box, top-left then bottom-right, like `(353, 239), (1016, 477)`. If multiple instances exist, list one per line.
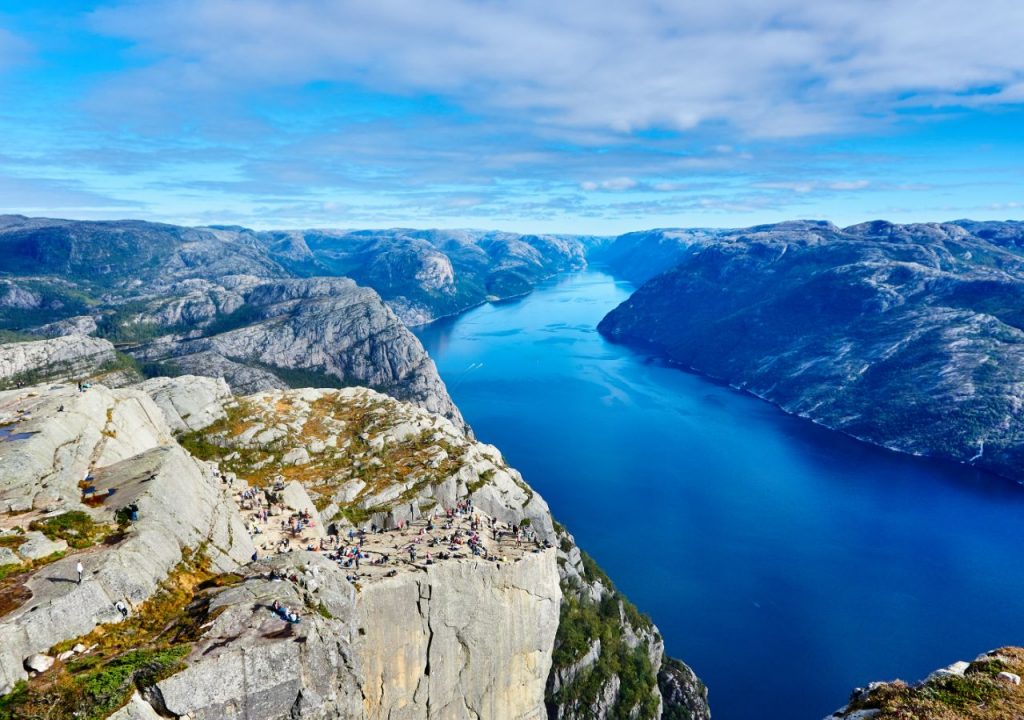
(415, 269), (1024, 720)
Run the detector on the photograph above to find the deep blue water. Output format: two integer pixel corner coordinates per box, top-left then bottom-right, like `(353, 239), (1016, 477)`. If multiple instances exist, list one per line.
(414, 269), (1024, 720)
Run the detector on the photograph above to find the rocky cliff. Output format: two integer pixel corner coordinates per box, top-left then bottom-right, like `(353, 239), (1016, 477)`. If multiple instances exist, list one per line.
(599, 219), (1024, 483)
(0, 375), (706, 719)
(0, 335), (118, 389)
(825, 646), (1024, 720)
(132, 277), (464, 426)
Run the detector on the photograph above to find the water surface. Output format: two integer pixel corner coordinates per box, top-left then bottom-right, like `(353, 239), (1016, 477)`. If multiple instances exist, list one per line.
(415, 269), (1024, 720)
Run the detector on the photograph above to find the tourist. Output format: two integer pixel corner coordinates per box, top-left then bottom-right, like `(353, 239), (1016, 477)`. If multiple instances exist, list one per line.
(76, 560), (84, 584)
(115, 600), (129, 619)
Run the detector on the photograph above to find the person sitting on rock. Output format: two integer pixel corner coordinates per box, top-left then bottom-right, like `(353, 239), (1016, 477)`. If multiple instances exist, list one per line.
(115, 600), (129, 619)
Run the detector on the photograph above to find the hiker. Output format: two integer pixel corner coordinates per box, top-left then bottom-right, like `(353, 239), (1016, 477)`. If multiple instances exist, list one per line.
(76, 561), (84, 584)
(115, 600), (129, 619)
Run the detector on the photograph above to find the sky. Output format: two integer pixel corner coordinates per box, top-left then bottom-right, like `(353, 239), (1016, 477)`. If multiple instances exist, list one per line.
(0, 0), (1022, 235)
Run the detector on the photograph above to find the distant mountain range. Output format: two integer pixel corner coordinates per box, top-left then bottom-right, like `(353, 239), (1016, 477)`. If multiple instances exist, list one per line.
(0, 215), (602, 426)
(4, 213), (1024, 484)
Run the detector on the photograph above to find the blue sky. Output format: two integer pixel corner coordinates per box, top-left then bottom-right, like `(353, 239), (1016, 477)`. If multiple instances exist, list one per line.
(0, 0), (1022, 234)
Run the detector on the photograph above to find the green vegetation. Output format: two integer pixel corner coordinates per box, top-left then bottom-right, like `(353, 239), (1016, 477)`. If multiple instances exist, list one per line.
(94, 301), (177, 344)
(549, 589), (660, 719)
(28, 511), (111, 549)
(843, 647), (1024, 719)
(201, 303), (264, 336)
(138, 359), (184, 379)
(0, 280), (94, 331)
(92, 351), (144, 381)
(0, 348), (141, 391)
(467, 468), (495, 495)
(180, 392), (468, 525)
(0, 329), (42, 344)
(547, 549), (658, 719)
(0, 359), (78, 391)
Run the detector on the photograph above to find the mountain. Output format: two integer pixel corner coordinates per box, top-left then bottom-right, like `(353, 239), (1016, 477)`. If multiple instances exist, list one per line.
(259, 228), (600, 325)
(0, 217), (600, 423)
(588, 228), (722, 285)
(0, 217), (458, 426)
(0, 366), (709, 719)
(598, 219), (1024, 483)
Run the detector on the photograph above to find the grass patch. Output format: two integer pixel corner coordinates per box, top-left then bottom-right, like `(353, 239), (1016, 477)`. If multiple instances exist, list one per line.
(29, 511), (111, 550)
(843, 647), (1024, 720)
(180, 390), (469, 522)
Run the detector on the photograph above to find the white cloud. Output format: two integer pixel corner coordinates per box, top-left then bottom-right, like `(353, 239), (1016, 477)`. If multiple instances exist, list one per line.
(828, 180), (871, 191)
(581, 177), (639, 192)
(757, 179), (872, 193)
(88, 0), (1024, 140)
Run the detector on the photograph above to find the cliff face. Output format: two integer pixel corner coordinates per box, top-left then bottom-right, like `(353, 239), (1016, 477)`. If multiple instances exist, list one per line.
(0, 376), (704, 720)
(135, 549), (560, 720)
(588, 228), (721, 285)
(546, 525), (709, 720)
(599, 219), (1024, 483)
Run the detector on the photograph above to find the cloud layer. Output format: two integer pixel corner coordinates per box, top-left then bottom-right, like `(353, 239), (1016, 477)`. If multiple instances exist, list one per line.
(0, 1), (1021, 231)
(88, 0), (1024, 137)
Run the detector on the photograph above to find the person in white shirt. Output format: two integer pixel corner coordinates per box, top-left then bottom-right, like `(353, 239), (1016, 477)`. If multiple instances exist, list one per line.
(76, 561), (84, 584)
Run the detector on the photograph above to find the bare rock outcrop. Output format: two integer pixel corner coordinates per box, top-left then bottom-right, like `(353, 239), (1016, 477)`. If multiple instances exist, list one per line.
(137, 375), (232, 432)
(825, 646), (1024, 719)
(0, 334), (116, 387)
(134, 278), (464, 428)
(1, 377), (706, 720)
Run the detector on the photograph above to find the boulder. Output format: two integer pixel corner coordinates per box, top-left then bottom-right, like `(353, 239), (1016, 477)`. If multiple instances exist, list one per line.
(23, 654), (54, 673)
(15, 531), (68, 561)
(137, 375), (231, 432)
(997, 671), (1021, 685)
(105, 691), (164, 720)
(0, 546), (20, 567)
(926, 660), (970, 682)
(281, 447), (310, 466)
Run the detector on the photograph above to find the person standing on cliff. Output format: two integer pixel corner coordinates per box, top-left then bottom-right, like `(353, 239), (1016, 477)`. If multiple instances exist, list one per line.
(76, 560), (84, 584)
